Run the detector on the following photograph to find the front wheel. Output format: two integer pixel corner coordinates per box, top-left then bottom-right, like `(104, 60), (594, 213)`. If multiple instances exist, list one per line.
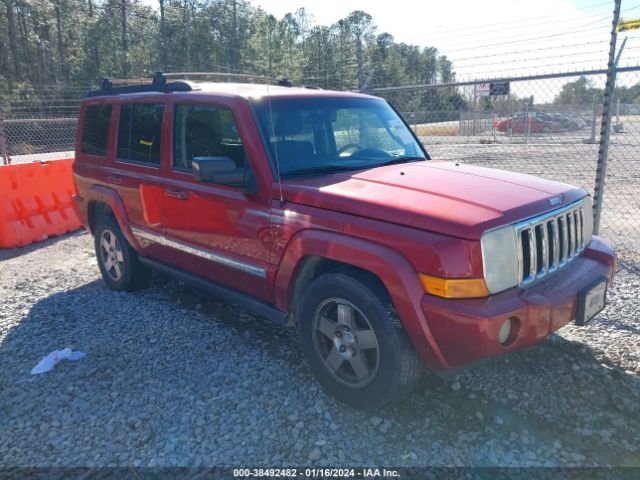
(298, 273), (422, 410)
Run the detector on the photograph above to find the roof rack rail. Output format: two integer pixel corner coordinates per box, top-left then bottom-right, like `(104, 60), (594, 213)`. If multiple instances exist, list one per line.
(86, 72), (192, 98)
(164, 72), (276, 82)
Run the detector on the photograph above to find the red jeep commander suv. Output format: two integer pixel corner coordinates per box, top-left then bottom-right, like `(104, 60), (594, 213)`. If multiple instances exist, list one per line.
(72, 74), (615, 409)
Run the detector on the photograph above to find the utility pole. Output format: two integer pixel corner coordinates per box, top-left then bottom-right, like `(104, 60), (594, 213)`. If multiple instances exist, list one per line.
(592, 0), (621, 235)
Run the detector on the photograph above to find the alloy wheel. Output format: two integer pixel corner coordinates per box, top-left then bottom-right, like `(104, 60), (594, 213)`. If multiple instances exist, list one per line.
(311, 298), (380, 388)
(99, 229), (124, 282)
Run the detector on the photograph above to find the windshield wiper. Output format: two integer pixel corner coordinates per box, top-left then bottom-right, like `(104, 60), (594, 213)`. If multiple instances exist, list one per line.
(377, 157), (426, 167)
(282, 165), (363, 177)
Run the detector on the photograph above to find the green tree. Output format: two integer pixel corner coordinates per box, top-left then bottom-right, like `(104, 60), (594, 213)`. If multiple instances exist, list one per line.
(554, 77), (598, 106)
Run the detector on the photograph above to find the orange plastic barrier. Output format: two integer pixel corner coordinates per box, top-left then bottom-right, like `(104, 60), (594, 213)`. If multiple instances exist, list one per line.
(0, 159), (81, 248)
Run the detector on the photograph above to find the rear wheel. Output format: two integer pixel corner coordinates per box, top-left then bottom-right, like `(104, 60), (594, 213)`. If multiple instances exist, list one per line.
(298, 273), (422, 410)
(542, 126), (552, 133)
(94, 215), (151, 291)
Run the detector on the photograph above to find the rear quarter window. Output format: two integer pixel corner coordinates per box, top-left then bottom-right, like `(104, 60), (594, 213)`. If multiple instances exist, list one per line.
(117, 103), (164, 165)
(81, 104), (112, 156)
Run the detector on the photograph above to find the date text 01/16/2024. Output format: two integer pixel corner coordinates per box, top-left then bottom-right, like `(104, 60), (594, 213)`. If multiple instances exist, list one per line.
(232, 468), (400, 478)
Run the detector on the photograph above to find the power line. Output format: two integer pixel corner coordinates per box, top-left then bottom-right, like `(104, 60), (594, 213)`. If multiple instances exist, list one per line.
(404, 0), (615, 40)
(454, 47), (613, 70)
(439, 2), (640, 56)
(411, 1), (640, 43)
(413, 12), (612, 43)
(401, 4), (640, 56)
(451, 40), (609, 63)
(439, 21), (612, 55)
(454, 57), (635, 77)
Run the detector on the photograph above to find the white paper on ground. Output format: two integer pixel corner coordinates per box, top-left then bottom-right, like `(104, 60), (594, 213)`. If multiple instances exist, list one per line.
(31, 348), (86, 375)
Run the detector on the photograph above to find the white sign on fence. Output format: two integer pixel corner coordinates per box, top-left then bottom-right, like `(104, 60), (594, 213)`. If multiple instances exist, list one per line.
(475, 83), (491, 96)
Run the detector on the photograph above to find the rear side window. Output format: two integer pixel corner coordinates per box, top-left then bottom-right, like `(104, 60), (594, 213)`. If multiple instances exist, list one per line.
(81, 104), (112, 156)
(117, 103), (164, 165)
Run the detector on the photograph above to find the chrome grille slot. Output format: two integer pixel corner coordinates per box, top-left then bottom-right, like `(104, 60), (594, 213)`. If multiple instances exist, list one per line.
(567, 212), (574, 261)
(558, 215), (566, 264)
(547, 221), (558, 272)
(516, 201), (591, 287)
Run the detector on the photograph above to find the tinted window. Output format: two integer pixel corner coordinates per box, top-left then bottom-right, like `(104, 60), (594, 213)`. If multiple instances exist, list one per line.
(174, 104), (245, 171)
(81, 104), (112, 156)
(117, 103), (164, 165)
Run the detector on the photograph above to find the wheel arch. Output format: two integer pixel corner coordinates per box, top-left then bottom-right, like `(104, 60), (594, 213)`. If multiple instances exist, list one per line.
(87, 200), (114, 234)
(86, 185), (141, 249)
(288, 256), (390, 325)
(274, 229), (449, 369)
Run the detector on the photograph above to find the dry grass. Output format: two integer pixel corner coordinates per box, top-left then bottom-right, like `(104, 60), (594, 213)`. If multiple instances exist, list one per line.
(414, 124), (459, 136)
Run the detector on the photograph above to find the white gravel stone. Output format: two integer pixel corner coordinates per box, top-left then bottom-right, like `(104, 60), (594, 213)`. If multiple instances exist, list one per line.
(0, 232), (638, 468)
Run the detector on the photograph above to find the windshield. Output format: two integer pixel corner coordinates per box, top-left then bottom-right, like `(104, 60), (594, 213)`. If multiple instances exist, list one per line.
(252, 97), (427, 177)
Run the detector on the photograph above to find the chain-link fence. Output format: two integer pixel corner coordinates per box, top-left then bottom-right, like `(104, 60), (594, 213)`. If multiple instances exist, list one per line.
(375, 67), (640, 267)
(0, 85), (86, 162)
(1, 69), (638, 268)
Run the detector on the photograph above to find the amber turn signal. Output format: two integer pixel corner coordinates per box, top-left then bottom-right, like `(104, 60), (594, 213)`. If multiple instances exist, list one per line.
(419, 274), (490, 299)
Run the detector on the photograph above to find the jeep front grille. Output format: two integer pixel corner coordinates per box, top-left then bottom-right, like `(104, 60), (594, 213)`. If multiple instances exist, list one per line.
(516, 201), (590, 286)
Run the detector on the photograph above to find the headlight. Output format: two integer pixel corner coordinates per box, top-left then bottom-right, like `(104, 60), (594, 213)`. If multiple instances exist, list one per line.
(481, 225), (519, 294)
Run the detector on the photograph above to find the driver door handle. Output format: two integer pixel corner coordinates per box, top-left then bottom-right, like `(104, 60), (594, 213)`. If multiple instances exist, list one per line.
(165, 188), (188, 200)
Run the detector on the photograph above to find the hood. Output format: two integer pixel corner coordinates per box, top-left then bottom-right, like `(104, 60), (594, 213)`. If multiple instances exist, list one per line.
(280, 160), (586, 240)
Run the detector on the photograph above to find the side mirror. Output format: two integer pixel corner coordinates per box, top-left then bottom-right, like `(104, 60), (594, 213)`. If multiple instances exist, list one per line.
(191, 156), (258, 194)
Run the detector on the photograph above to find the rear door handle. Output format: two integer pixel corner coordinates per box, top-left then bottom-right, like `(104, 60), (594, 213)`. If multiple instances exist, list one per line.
(165, 188), (188, 200)
(106, 174), (123, 185)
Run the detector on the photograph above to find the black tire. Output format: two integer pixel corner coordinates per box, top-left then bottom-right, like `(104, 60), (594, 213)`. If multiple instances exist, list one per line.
(298, 273), (422, 410)
(94, 215), (151, 291)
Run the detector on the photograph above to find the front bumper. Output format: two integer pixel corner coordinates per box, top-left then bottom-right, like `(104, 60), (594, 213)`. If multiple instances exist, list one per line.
(422, 236), (615, 369)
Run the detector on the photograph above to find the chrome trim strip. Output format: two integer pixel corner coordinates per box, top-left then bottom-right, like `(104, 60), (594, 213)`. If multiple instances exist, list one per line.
(131, 227), (267, 278)
(579, 209), (584, 249)
(539, 224), (548, 275)
(567, 213), (574, 261)
(516, 230), (524, 285)
(575, 210), (582, 250)
(559, 215), (568, 266)
(550, 220), (559, 272)
(527, 228), (536, 282)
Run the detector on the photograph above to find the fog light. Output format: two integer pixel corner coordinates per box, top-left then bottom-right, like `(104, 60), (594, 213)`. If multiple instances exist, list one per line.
(499, 318), (512, 345)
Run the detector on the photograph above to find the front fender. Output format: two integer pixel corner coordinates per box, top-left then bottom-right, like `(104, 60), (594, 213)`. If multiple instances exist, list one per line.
(274, 229), (449, 369)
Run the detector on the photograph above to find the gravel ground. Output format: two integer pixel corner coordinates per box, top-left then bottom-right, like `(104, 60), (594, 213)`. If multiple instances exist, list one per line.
(0, 231), (639, 469)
